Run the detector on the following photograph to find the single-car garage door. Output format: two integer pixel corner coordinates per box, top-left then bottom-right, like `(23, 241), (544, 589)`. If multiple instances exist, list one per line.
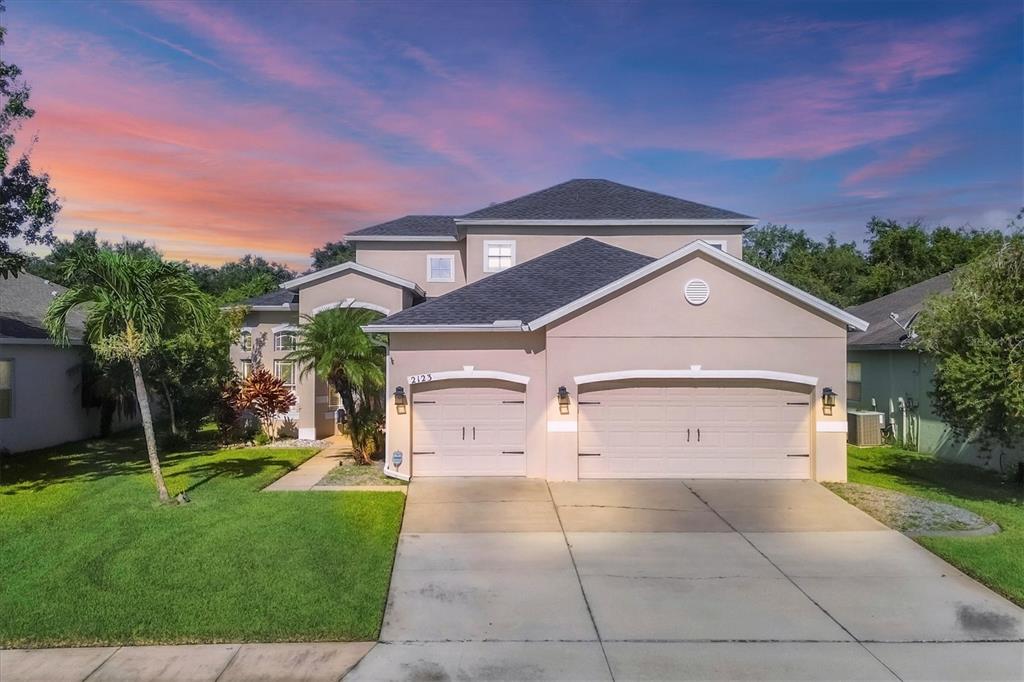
(578, 385), (811, 479)
(412, 383), (526, 476)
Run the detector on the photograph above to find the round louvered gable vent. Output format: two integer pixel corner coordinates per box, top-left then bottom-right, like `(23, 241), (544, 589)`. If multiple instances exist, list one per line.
(684, 279), (710, 305)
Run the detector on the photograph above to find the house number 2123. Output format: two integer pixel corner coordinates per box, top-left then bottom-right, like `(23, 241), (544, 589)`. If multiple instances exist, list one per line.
(408, 374), (433, 384)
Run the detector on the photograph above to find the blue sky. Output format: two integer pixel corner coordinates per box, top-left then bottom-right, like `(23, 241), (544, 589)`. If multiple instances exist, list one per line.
(7, 0), (1022, 266)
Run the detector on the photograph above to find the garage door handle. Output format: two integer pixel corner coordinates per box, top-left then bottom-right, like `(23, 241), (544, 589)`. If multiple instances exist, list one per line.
(687, 428), (690, 442)
(472, 426), (476, 440)
(697, 428), (701, 442)
(462, 426), (465, 440)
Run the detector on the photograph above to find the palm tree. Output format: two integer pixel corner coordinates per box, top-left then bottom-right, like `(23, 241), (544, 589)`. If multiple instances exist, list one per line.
(287, 307), (385, 462)
(45, 248), (211, 502)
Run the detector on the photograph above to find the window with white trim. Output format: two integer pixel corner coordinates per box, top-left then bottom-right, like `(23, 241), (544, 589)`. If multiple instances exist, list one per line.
(483, 240), (516, 272)
(0, 359), (12, 418)
(239, 330), (253, 352)
(273, 330), (296, 351)
(274, 360), (296, 389)
(240, 359), (252, 380)
(427, 254), (455, 282)
(847, 362), (862, 403)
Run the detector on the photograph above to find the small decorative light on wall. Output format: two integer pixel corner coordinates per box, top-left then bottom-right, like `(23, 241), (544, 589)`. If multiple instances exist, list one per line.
(821, 387), (837, 416)
(557, 385), (571, 415)
(394, 386), (408, 415)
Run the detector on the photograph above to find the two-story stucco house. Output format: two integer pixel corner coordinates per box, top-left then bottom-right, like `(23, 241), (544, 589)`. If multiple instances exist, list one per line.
(232, 179), (868, 481)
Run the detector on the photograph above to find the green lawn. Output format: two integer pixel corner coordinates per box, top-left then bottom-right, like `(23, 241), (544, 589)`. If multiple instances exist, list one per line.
(844, 445), (1024, 606)
(0, 430), (406, 647)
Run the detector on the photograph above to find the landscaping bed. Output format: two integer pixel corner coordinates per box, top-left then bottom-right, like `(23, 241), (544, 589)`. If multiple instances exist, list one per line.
(316, 458), (406, 488)
(843, 445), (1024, 606)
(0, 429), (406, 647)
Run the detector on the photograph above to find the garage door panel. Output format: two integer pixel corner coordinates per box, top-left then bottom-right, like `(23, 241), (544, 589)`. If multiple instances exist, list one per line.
(578, 385), (811, 479)
(412, 385), (526, 477)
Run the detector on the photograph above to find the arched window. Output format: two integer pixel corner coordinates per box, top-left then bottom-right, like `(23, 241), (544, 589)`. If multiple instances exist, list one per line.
(239, 330), (253, 352)
(274, 330), (296, 351)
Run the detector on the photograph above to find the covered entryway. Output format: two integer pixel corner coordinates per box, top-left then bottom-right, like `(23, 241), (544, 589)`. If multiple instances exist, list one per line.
(411, 381), (527, 476)
(577, 382), (812, 479)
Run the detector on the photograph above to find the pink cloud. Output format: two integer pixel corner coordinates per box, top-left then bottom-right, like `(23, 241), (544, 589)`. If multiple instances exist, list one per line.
(842, 143), (953, 197)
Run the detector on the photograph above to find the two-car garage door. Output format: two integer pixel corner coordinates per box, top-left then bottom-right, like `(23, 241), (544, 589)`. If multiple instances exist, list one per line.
(577, 385), (811, 479)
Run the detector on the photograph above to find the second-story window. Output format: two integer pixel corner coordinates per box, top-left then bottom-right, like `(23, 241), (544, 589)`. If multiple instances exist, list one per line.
(427, 254), (455, 282)
(274, 330), (296, 351)
(240, 359), (252, 380)
(239, 330), (253, 352)
(484, 240), (516, 272)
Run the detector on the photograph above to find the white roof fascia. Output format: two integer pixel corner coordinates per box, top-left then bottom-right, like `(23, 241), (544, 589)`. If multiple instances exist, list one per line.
(280, 261), (425, 296)
(362, 323), (527, 334)
(525, 240), (869, 332)
(346, 235), (460, 242)
(0, 337), (84, 346)
(455, 218), (758, 227)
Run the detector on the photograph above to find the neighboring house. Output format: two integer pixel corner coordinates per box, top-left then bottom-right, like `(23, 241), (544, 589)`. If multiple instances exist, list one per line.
(847, 272), (1022, 471)
(232, 179), (868, 481)
(0, 273), (126, 452)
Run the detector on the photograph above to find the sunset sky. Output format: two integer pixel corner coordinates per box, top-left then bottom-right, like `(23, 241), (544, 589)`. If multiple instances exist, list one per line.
(7, 0), (1023, 268)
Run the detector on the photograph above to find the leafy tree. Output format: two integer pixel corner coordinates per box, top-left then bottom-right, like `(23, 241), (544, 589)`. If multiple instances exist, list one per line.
(25, 230), (160, 285)
(743, 224), (868, 306)
(190, 255), (295, 302)
(45, 248), (212, 502)
(230, 365), (296, 439)
(914, 235), (1024, 454)
(287, 307), (385, 463)
(856, 218), (1005, 302)
(146, 305), (242, 437)
(310, 240), (354, 270)
(0, 1), (60, 277)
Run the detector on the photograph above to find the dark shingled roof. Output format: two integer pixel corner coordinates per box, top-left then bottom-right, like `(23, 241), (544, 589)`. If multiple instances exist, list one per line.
(373, 238), (655, 327)
(461, 179), (754, 222)
(1, 272), (85, 340)
(847, 271), (954, 349)
(348, 215), (458, 239)
(238, 289), (298, 307)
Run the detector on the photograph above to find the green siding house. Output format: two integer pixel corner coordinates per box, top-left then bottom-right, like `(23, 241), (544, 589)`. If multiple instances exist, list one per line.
(847, 272), (1021, 472)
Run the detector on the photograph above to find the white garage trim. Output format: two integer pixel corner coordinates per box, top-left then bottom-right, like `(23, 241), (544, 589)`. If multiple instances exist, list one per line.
(573, 368), (818, 388)
(407, 367), (531, 386)
(310, 298), (391, 316)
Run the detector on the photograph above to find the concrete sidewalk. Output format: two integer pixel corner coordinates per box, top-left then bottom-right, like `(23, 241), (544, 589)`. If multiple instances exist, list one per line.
(263, 438), (350, 491)
(0, 641), (374, 682)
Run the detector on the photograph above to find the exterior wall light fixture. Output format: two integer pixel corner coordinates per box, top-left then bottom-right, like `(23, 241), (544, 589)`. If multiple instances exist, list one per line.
(557, 385), (571, 415)
(821, 387), (837, 416)
(394, 386), (408, 414)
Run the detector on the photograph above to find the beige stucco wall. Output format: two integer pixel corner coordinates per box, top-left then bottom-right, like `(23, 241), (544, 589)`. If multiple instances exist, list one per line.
(355, 242), (467, 297)
(464, 226), (744, 282)
(1, 344), (105, 452)
(381, 252), (849, 482)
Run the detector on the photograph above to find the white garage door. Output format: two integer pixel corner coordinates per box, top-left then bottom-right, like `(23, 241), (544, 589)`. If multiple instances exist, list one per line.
(578, 385), (811, 479)
(412, 385), (526, 476)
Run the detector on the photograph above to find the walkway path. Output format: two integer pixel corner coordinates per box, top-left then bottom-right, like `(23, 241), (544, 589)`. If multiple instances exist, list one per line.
(0, 641), (373, 682)
(263, 437), (352, 491)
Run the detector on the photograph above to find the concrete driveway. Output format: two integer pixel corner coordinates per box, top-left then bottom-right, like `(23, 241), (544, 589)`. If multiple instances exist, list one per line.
(347, 479), (1024, 681)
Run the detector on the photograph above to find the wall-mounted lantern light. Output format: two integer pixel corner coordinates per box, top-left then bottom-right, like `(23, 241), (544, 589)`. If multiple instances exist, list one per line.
(821, 387), (837, 416)
(557, 385), (571, 415)
(394, 386), (408, 415)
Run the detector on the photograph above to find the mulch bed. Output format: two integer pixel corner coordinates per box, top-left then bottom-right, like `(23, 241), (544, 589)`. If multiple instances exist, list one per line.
(826, 482), (999, 536)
